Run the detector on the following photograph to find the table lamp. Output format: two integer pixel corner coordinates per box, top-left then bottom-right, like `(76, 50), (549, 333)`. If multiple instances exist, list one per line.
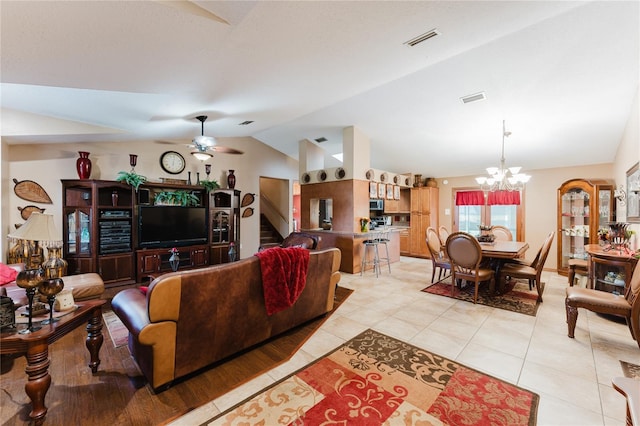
(8, 213), (66, 277)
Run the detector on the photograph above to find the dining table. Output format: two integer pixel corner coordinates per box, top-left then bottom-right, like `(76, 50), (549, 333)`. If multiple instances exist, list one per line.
(479, 240), (530, 293)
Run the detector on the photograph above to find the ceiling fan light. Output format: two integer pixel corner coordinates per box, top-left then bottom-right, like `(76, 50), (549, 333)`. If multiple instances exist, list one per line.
(508, 166), (522, 175)
(486, 167), (499, 175)
(191, 151), (213, 161)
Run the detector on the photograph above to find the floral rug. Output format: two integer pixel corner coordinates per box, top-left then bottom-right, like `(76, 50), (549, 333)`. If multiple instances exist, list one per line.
(204, 329), (539, 425)
(422, 278), (541, 316)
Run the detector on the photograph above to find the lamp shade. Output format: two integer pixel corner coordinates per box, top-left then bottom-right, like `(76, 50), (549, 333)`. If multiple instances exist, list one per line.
(191, 151), (213, 161)
(8, 212), (61, 247)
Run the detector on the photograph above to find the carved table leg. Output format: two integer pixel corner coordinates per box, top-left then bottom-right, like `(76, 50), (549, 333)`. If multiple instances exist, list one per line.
(24, 341), (51, 426)
(86, 307), (104, 373)
(566, 299), (578, 338)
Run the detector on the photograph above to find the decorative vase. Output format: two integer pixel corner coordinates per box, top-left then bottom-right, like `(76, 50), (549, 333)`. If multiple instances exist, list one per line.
(187, 172), (192, 186)
(111, 190), (119, 207)
(76, 151), (92, 179)
(42, 247), (68, 279)
(227, 170), (236, 189)
(169, 253), (180, 272)
(196, 172), (200, 185)
(228, 242), (237, 262)
(413, 174), (423, 187)
(426, 178), (438, 188)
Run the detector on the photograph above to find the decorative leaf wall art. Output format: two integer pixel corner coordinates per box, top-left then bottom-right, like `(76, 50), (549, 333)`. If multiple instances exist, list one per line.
(13, 178), (52, 204)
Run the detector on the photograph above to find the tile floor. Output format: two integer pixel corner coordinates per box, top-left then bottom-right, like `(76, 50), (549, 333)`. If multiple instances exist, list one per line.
(171, 256), (639, 425)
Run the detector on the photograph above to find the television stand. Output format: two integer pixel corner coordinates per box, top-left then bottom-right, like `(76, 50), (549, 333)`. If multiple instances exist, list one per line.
(135, 244), (209, 283)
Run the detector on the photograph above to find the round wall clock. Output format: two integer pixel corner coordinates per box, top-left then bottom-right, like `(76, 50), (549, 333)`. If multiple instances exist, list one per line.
(160, 151), (186, 175)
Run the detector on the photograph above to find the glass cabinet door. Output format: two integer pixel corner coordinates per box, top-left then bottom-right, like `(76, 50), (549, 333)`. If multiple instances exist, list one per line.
(560, 189), (590, 269)
(211, 210), (230, 243)
(598, 189), (612, 229)
(66, 209), (91, 255)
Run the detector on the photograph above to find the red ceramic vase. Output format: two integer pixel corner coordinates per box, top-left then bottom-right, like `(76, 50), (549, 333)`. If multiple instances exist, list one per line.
(76, 151), (92, 179)
(227, 170), (236, 189)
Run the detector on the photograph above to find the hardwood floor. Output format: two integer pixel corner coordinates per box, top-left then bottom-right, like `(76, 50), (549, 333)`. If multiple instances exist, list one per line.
(0, 286), (351, 425)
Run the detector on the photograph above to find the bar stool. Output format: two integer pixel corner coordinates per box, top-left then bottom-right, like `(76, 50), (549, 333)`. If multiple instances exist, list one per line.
(360, 230), (391, 278)
(568, 258), (588, 286)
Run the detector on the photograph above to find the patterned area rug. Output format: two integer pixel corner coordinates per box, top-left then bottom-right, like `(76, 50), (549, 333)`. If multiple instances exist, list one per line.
(204, 329), (539, 425)
(103, 309), (128, 348)
(422, 278), (541, 316)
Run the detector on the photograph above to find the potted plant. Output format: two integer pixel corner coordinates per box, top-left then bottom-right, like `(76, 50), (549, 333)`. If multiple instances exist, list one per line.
(115, 171), (147, 191)
(154, 190), (200, 206)
(199, 179), (220, 193)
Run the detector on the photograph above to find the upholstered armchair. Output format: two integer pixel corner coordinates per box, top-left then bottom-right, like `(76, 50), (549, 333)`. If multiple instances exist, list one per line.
(446, 232), (495, 304)
(565, 259), (640, 348)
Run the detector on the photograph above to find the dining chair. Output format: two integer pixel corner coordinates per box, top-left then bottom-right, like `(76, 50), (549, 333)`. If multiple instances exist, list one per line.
(438, 226), (450, 247)
(426, 227), (451, 283)
(445, 232), (495, 304)
(566, 258), (640, 349)
(491, 225), (513, 241)
(499, 231), (554, 302)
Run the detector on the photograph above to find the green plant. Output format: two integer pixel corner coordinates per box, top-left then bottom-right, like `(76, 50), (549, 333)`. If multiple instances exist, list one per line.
(154, 190), (200, 206)
(199, 179), (220, 193)
(115, 171), (147, 191)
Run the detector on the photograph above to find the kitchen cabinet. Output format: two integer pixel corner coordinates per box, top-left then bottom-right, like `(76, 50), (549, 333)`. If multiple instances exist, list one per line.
(384, 188), (410, 214)
(409, 187), (439, 258)
(62, 179), (136, 287)
(557, 179), (615, 276)
(399, 228), (410, 255)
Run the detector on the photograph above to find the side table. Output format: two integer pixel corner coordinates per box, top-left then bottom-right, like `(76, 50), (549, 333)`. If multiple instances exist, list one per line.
(0, 299), (106, 425)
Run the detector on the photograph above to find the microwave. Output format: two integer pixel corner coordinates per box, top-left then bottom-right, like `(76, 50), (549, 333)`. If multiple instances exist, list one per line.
(369, 199), (384, 210)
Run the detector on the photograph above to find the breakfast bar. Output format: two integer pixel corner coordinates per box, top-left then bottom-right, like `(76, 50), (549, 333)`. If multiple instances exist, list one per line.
(302, 229), (401, 274)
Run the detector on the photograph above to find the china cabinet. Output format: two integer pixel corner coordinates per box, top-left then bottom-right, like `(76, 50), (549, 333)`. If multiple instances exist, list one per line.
(210, 189), (241, 264)
(557, 179), (615, 276)
(62, 180), (136, 286)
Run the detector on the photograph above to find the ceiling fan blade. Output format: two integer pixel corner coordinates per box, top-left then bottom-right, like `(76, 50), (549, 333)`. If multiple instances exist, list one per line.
(211, 146), (244, 155)
(155, 0), (229, 25)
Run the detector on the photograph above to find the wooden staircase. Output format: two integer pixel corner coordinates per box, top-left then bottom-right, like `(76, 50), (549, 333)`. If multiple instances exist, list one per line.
(260, 214), (283, 249)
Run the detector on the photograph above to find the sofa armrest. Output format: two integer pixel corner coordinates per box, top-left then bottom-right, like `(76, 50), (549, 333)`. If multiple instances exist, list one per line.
(111, 288), (151, 338)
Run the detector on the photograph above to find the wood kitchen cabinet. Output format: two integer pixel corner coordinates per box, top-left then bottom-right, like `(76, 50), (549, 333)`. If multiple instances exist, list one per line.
(399, 228), (410, 255)
(409, 187), (439, 258)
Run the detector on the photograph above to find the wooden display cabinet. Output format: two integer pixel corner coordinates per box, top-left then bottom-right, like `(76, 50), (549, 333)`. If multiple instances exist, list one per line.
(209, 189), (241, 265)
(136, 244), (209, 282)
(585, 244), (638, 294)
(62, 180), (136, 287)
(557, 179), (615, 276)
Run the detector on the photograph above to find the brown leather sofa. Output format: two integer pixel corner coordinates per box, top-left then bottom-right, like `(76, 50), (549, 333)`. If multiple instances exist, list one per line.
(111, 247), (341, 391)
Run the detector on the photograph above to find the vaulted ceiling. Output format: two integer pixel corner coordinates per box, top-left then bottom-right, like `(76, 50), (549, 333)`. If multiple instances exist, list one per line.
(1, 1), (638, 178)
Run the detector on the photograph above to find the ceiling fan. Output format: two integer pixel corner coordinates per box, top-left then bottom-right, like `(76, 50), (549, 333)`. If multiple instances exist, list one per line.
(188, 115), (243, 160)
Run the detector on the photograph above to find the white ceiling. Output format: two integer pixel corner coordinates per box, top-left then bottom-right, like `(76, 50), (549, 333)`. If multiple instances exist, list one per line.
(1, 1), (638, 178)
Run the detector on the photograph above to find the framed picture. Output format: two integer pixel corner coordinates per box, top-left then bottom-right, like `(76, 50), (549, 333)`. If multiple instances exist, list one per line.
(386, 184), (393, 200)
(369, 181), (377, 198)
(393, 185), (400, 200)
(627, 162), (640, 222)
(378, 183), (385, 199)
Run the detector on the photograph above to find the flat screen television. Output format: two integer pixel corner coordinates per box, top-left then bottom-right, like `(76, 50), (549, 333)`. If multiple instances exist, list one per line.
(138, 206), (208, 248)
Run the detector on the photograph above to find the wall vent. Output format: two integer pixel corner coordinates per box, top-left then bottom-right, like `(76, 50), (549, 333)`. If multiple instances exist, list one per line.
(238, 120), (254, 125)
(460, 92), (487, 104)
(314, 137), (327, 143)
(404, 29), (440, 47)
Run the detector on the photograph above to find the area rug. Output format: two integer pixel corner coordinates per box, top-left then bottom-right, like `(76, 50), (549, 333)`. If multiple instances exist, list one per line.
(203, 329), (539, 425)
(103, 309), (128, 348)
(620, 360), (640, 379)
(422, 278), (541, 316)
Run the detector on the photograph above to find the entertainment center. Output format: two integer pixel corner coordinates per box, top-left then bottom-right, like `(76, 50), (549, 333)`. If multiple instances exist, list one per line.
(61, 179), (241, 287)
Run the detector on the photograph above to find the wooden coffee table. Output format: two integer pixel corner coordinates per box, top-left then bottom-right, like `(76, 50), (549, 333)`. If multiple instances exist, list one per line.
(0, 299), (106, 425)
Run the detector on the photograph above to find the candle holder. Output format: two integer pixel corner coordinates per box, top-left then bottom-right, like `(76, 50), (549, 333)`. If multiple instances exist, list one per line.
(38, 278), (64, 325)
(16, 268), (43, 334)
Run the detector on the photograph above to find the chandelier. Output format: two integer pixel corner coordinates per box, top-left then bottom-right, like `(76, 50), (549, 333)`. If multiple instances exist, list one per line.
(475, 120), (530, 192)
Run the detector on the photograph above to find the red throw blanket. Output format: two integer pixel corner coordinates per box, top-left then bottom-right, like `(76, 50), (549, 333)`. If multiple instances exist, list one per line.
(255, 247), (310, 315)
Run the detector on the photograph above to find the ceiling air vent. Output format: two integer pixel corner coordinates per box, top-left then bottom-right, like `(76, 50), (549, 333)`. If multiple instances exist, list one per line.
(460, 92), (487, 104)
(314, 137), (327, 143)
(238, 120), (254, 125)
(404, 29), (440, 47)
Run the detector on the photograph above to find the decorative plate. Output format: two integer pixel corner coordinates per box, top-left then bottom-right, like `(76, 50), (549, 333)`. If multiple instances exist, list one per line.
(393, 175), (399, 184)
(317, 170), (327, 181)
(380, 172), (388, 182)
(335, 167), (346, 179)
(365, 169), (374, 180)
(301, 173), (311, 184)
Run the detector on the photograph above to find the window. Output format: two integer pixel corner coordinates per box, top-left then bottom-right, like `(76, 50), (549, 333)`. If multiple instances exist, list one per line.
(454, 189), (524, 240)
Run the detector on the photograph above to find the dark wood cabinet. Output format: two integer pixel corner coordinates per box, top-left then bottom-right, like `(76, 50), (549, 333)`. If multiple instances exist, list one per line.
(585, 244), (637, 294)
(136, 245), (210, 282)
(210, 189), (241, 265)
(62, 180), (136, 287)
